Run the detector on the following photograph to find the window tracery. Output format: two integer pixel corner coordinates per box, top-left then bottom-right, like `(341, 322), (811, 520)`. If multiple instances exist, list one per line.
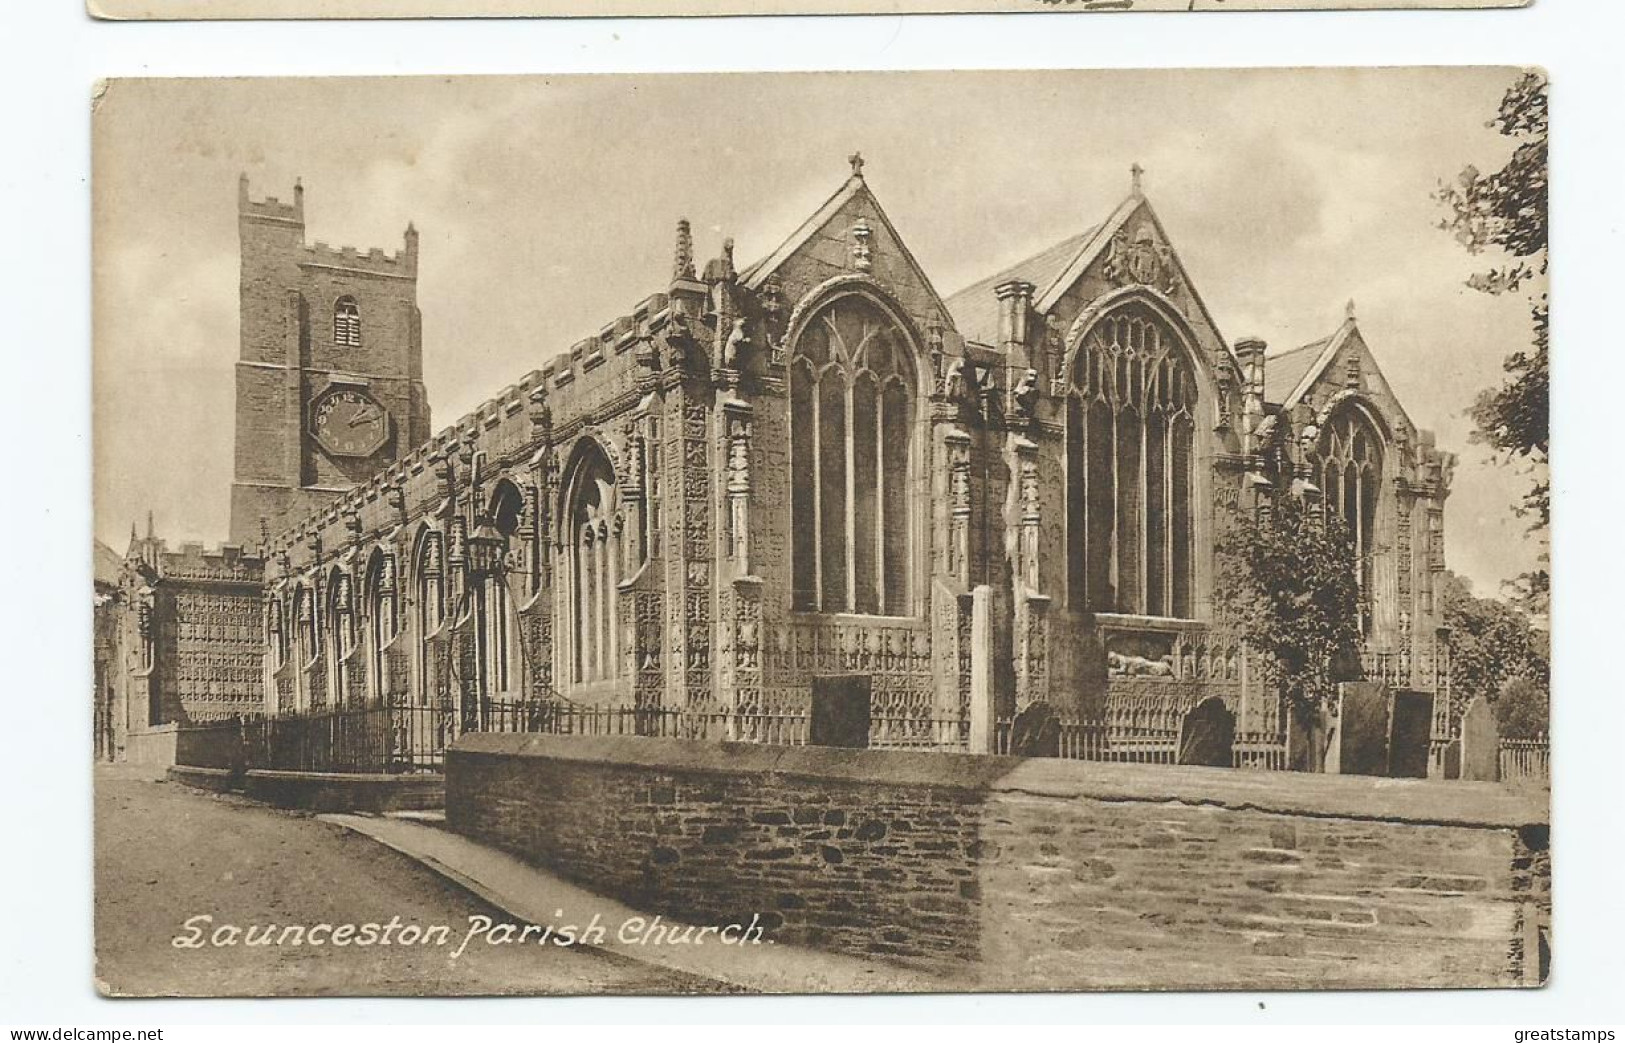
(414, 529), (445, 706)
(364, 549), (397, 703)
(1065, 305), (1197, 618)
(1320, 406), (1384, 633)
(789, 295), (915, 616)
(566, 443), (625, 685)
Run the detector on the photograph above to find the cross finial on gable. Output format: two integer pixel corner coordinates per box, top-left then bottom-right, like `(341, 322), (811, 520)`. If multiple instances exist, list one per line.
(1346, 298), (1357, 321)
(1131, 162), (1145, 196)
(849, 151), (865, 179)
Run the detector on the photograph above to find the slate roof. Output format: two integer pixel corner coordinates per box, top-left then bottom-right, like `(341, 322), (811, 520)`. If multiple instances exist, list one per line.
(943, 227), (1100, 347)
(93, 539), (124, 590)
(1263, 337), (1333, 405)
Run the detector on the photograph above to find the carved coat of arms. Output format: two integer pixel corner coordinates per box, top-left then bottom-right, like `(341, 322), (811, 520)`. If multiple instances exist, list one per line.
(1103, 224), (1180, 295)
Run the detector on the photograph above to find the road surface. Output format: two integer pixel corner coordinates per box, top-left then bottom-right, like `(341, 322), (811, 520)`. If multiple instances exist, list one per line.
(94, 765), (730, 997)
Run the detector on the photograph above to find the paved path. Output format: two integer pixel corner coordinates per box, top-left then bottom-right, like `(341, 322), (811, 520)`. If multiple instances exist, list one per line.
(94, 766), (728, 997)
(322, 813), (953, 995)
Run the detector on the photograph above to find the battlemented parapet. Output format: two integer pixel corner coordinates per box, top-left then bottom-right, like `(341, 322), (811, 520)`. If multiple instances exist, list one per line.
(109, 529), (268, 751)
(231, 178), (430, 547)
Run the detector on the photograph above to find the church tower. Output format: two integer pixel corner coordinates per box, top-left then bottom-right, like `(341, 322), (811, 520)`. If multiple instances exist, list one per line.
(229, 177), (432, 546)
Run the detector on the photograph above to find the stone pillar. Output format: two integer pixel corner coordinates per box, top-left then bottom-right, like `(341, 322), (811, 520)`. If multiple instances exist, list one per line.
(944, 428), (972, 589)
(1234, 336), (1267, 456)
(722, 400), (753, 576)
(968, 584), (996, 753)
(994, 280), (1035, 356)
(666, 386), (713, 712)
(1010, 435), (1049, 713)
(620, 423), (647, 574)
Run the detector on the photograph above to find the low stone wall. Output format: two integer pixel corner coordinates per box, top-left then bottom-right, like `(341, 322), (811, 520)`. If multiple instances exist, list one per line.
(243, 769), (445, 814)
(447, 734), (1549, 990)
(164, 764), (444, 813)
(166, 764), (238, 793)
(449, 734), (1005, 966)
(124, 725), (178, 767)
(128, 721), (245, 770)
(979, 760), (1548, 990)
(174, 725), (245, 771)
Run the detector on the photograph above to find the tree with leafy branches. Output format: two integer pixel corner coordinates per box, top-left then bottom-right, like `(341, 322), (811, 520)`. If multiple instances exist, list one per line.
(1435, 70), (1549, 615)
(1214, 495), (1362, 771)
(1438, 570), (1549, 737)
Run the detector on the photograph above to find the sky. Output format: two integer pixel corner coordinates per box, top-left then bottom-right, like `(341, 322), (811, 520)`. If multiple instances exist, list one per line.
(91, 68), (1545, 599)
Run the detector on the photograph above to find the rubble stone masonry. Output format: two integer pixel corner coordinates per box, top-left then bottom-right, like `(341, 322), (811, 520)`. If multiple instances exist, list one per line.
(447, 734), (1549, 990)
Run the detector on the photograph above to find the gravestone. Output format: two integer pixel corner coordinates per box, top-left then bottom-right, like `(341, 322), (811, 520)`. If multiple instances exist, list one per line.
(1458, 695), (1501, 782)
(1439, 738), (1462, 780)
(1388, 689), (1434, 779)
(1009, 701), (1062, 757)
(1334, 681), (1391, 776)
(808, 674), (871, 749)
(1177, 697), (1235, 767)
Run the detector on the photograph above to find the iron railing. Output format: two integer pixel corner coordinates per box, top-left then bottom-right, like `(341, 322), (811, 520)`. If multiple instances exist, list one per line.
(174, 706), (454, 774)
(191, 699), (1563, 781)
(992, 716), (1290, 770)
(170, 701), (977, 775)
(1499, 736), (1550, 784)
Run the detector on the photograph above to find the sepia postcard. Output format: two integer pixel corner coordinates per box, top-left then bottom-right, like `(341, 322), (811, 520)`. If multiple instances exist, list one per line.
(88, 0), (1530, 21)
(92, 68), (1550, 998)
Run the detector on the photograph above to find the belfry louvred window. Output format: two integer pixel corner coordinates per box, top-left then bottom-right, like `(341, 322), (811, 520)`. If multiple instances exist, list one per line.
(333, 296), (362, 348)
(789, 295), (915, 616)
(1065, 305), (1197, 618)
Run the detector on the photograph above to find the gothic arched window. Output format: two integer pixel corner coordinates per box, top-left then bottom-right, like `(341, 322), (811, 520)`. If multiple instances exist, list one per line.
(1320, 406), (1384, 632)
(364, 549), (397, 704)
(1065, 305), (1197, 618)
(294, 584), (316, 666)
(414, 529), (445, 706)
(267, 596), (286, 670)
(566, 443), (622, 686)
(334, 296), (362, 348)
(290, 583), (317, 712)
(789, 294), (915, 615)
(327, 568), (355, 707)
(475, 480), (527, 700)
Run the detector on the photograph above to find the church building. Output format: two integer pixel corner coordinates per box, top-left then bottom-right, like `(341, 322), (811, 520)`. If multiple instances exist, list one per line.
(239, 156), (1457, 765)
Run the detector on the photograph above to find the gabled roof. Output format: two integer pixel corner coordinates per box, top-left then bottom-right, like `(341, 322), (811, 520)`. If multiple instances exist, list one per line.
(942, 191), (1232, 366)
(943, 227), (1099, 346)
(739, 174), (866, 289)
(943, 193), (1151, 349)
(93, 539), (124, 589)
(1264, 317), (1418, 437)
(1263, 335), (1336, 406)
(740, 171), (953, 324)
(1031, 195), (1146, 315)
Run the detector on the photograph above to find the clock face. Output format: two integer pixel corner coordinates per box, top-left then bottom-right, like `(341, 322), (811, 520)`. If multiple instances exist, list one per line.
(311, 388), (390, 458)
